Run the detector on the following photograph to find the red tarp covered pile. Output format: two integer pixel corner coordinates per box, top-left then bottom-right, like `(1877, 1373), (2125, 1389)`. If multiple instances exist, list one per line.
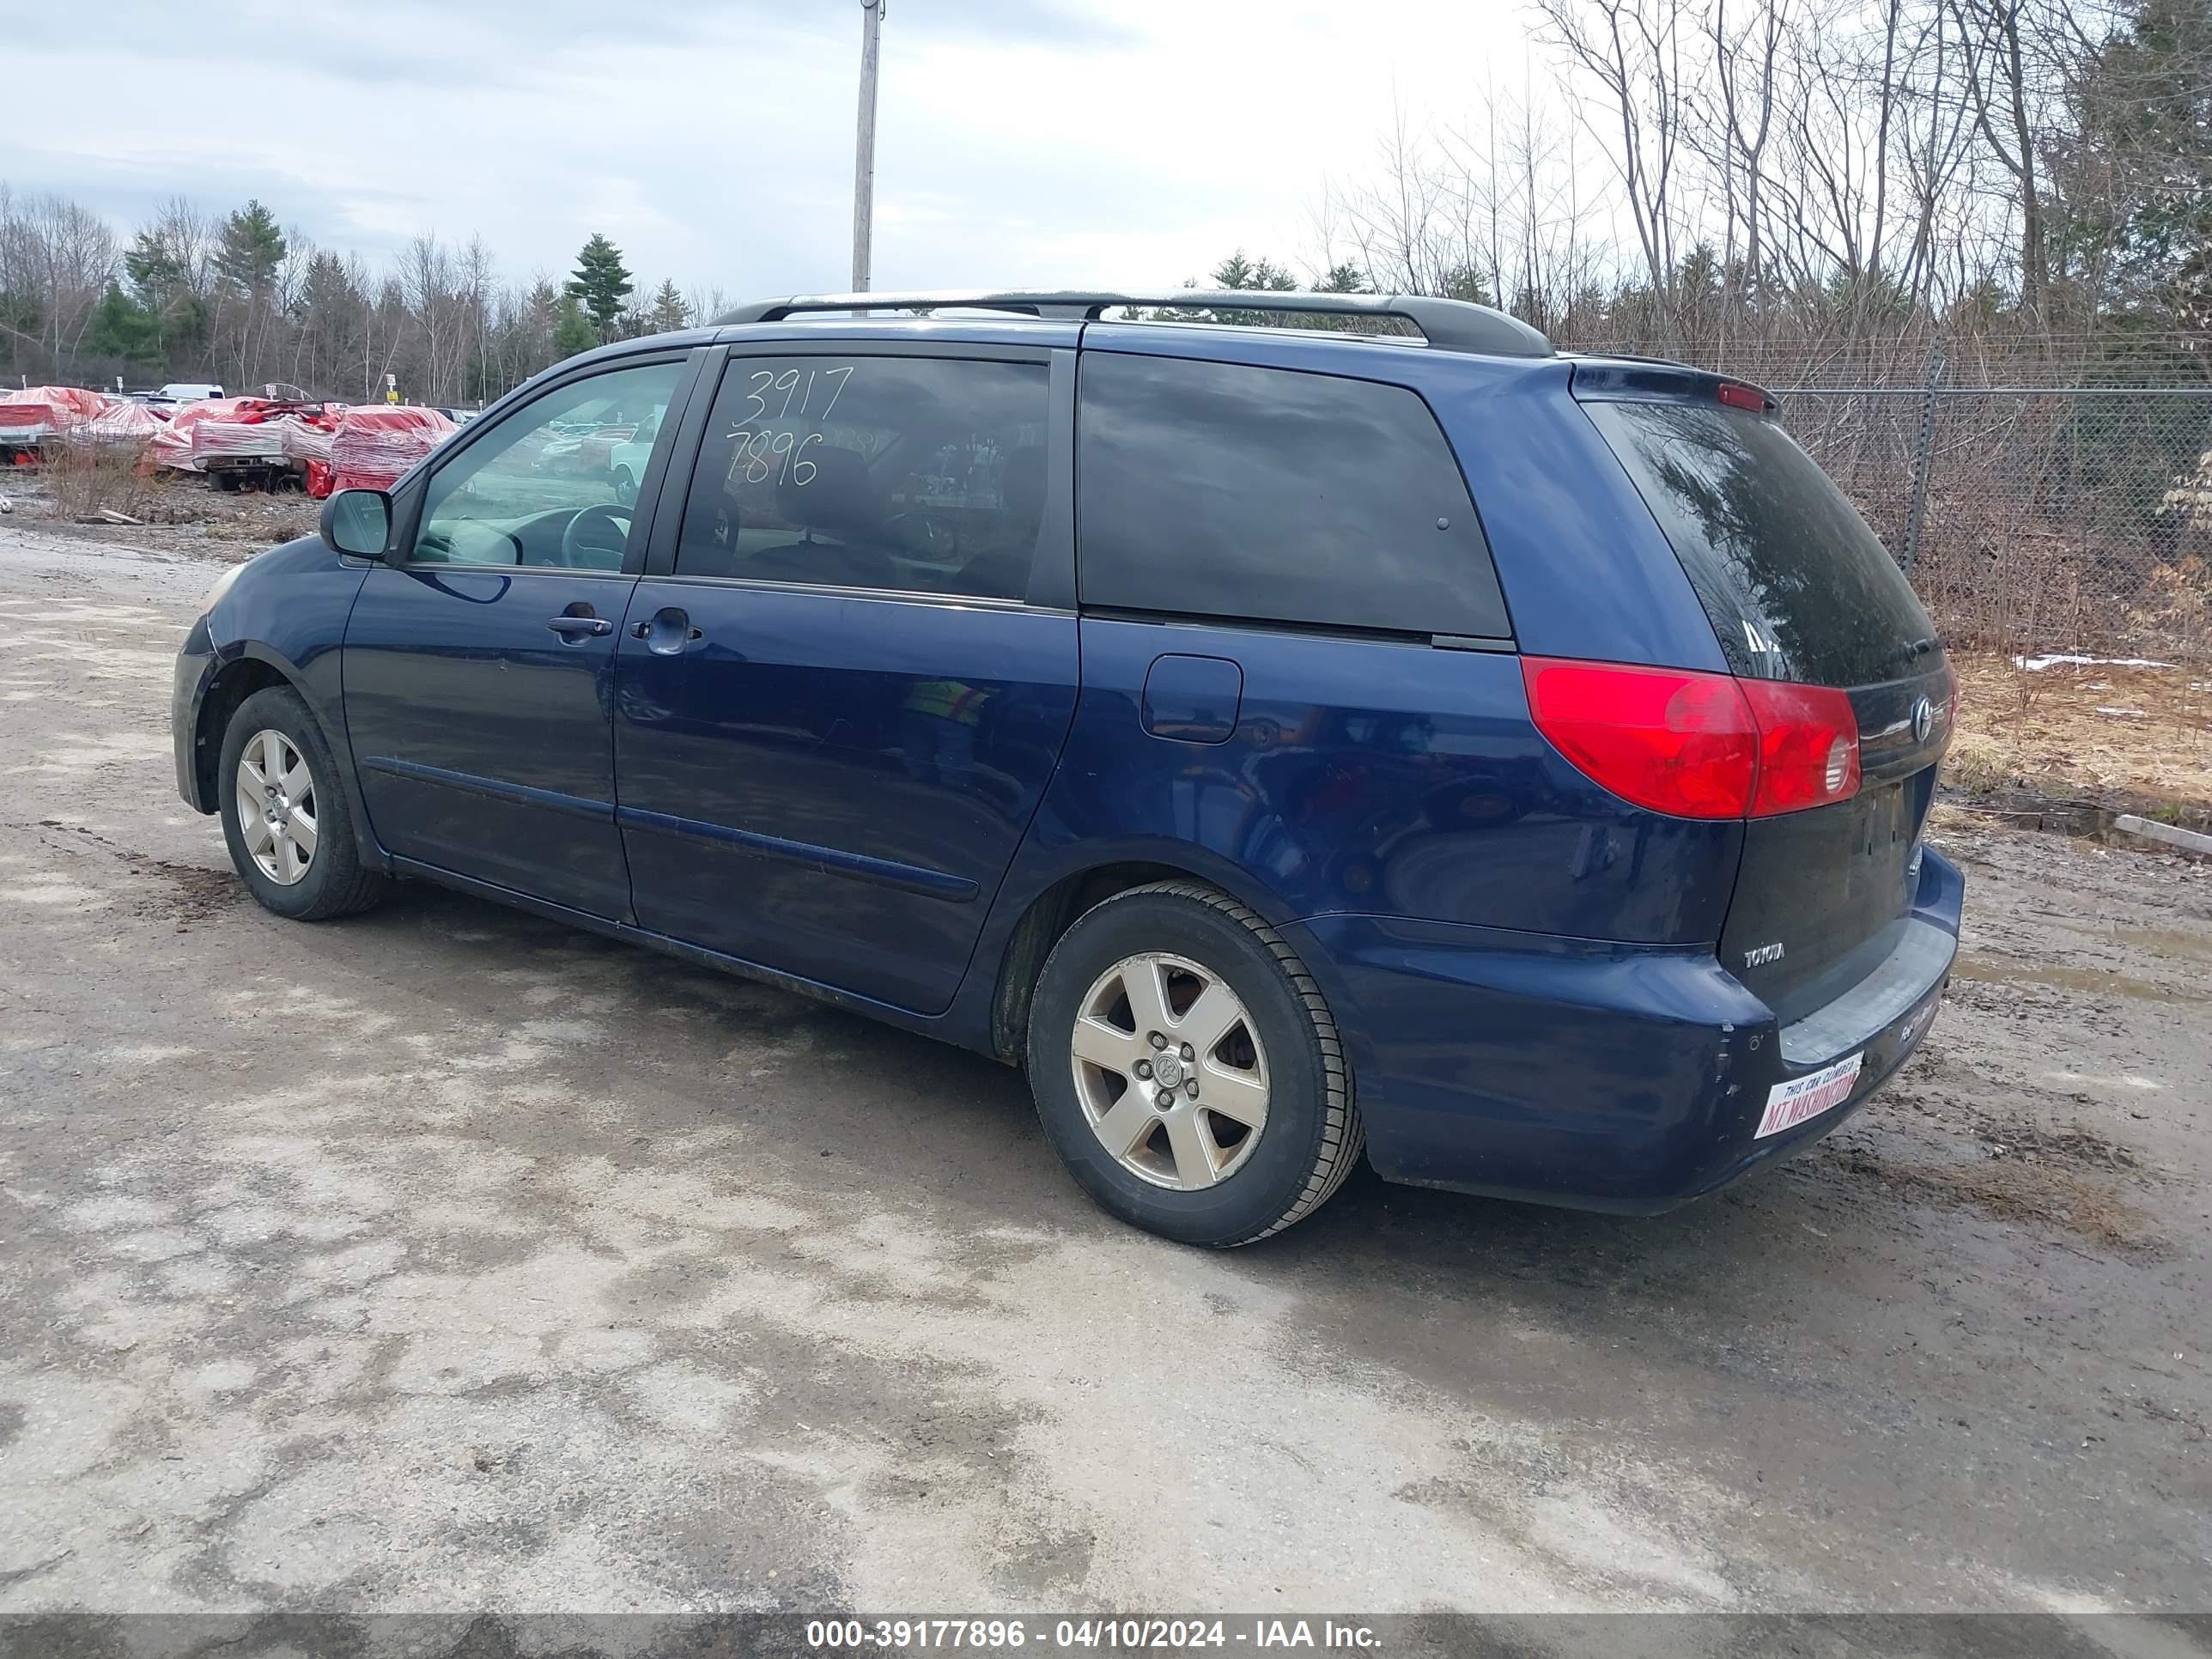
(191, 398), (346, 467)
(281, 411), (342, 465)
(194, 417), (284, 463)
(283, 410), (345, 498)
(3, 390), (446, 487)
(329, 406), (457, 495)
(0, 386), (110, 446)
(80, 399), (163, 447)
(153, 398), (246, 471)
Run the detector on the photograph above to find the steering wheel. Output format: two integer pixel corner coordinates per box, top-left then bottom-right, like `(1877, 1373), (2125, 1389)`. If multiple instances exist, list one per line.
(559, 502), (632, 569)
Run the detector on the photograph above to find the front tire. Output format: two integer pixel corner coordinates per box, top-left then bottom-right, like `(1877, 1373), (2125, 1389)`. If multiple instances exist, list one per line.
(217, 685), (387, 921)
(1025, 881), (1364, 1246)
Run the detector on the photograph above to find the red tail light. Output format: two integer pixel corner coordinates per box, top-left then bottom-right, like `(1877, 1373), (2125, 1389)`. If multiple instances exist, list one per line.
(1740, 679), (1862, 812)
(1521, 658), (1861, 820)
(1519, 659), (1758, 818)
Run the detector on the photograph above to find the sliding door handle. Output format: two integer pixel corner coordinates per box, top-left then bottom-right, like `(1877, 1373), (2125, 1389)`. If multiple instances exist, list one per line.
(633, 607), (702, 655)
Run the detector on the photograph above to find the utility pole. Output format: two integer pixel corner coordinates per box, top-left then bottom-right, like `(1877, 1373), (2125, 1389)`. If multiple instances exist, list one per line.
(851, 0), (885, 293)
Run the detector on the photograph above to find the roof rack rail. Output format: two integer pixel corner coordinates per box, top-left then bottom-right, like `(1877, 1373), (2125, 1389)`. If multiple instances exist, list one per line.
(712, 289), (1555, 360)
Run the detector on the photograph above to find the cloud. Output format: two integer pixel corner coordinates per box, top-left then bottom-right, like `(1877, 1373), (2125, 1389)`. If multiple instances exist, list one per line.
(10, 0), (1128, 70)
(891, 0), (1138, 46)
(2, 1), (1527, 301)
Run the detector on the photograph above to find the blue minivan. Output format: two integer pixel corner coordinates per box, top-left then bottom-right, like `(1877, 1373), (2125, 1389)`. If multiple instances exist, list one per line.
(172, 289), (1961, 1246)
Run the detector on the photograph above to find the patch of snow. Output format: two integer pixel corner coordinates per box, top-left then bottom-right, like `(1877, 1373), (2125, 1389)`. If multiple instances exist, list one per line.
(2094, 707), (2148, 718)
(2013, 653), (2176, 672)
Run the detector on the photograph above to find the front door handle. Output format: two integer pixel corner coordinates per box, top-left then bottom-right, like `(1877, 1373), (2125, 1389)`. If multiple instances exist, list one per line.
(547, 615), (613, 638)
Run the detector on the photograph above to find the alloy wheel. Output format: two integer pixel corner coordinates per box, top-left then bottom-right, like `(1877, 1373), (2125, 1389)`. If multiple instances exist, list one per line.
(1069, 951), (1270, 1190)
(234, 727), (319, 886)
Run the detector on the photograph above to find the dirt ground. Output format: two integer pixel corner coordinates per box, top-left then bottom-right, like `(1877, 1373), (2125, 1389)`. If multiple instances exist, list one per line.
(1, 468), (319, 563)
(1950, 652), (2212, 826)
(0, 526), (2207, 1626)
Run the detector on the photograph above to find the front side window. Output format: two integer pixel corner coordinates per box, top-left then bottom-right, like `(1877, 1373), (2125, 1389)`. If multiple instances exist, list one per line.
(676, 355), (1050, 599)
(413, 360), (684, 570)
(1076, 353), (1511, 638)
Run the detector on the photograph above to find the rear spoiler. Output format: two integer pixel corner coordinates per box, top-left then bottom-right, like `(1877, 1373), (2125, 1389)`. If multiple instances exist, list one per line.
(1570, 361), (1779, 415)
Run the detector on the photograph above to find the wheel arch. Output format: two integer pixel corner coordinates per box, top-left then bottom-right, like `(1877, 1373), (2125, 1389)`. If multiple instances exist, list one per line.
(190, 649), (303, 811)
(193, 644), (385, 872)
(986, 853), (1294, 1064)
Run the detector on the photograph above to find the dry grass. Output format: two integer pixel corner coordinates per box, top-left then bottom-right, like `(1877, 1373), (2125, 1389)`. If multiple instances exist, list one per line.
(40, 441), (159, 523)
(1947, 650), (2212, 813)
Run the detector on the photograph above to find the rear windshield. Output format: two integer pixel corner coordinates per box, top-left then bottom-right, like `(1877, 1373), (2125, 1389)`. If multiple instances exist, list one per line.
(1584, 399), (1938, 686)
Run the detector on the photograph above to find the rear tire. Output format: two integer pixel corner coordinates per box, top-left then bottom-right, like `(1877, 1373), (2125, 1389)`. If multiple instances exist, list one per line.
(217, 685), (387, 921)
(1025, 881), (1364, 1246)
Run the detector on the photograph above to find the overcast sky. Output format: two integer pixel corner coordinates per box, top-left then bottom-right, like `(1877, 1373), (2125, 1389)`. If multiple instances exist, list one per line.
(6, 1), (1535, 300)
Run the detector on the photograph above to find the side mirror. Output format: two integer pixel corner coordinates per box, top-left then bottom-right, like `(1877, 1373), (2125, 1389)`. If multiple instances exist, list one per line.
(321, 489), (392, 560)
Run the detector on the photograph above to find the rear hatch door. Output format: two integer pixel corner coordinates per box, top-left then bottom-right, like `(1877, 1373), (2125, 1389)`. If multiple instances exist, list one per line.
(1577, 369), (1952, 1023)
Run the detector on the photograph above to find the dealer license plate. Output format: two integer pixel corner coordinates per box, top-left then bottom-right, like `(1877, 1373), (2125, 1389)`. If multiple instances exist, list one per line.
(1755, 1051), (1864, 1139)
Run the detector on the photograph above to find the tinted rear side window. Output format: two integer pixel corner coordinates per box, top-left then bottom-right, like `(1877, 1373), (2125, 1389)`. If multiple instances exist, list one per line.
(1584, 399), (1938, 685)
(1077, 353), (1510, 638)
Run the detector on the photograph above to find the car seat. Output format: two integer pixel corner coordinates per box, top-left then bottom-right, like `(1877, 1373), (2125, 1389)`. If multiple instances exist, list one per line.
(747, 446), (898, 588)
(952, 444), (1046, 599)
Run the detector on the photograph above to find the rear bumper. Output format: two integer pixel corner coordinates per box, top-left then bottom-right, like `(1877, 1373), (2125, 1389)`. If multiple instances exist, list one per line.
(1289, 846), (1963, 1212)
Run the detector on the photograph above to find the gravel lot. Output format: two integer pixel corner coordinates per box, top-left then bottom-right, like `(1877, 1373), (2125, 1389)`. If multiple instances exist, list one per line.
(0, 528), (2206, 1621)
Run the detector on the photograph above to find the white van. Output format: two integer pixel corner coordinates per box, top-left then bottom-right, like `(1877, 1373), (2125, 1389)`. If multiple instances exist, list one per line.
(158, 383), (225, 403)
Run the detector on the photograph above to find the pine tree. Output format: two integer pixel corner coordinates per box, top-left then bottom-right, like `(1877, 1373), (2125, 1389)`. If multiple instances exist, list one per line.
(567, 234), (634, 339)
(300, 250), (361, 318)
(1208, 250), (1298, 325)
(553, 292), (599, 358)
(649, 279), (690, 333)
(86, 283), (161, 368)
(216, 201), (287, 295)
(1292, 262), (1376, 331)
(1210, 251), (1259, 292)
(299, 252), (363, 392)
(124, 226), (210, 366)
(1437, 265), (1492, 306)
(2052, 0), (2212, 330)
(125, 230), (188, 301)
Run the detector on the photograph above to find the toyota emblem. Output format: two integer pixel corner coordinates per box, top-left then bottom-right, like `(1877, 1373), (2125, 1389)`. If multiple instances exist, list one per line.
(1911, 696), (1935, 744)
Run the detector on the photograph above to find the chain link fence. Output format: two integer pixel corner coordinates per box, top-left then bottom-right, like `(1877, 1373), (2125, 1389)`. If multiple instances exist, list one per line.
(1777, 380), (2212, 661)
(1559, 331), (2212, 661)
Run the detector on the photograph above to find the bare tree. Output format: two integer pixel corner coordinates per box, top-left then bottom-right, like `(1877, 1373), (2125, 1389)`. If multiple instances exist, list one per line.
(1535, 0), (1693, 333)
(1947, 0), (2070, 321)
(399, 234), (458, 404)
(1705, 0), (1788, 315)
(459, 236), (496, 405)
(19, 191), (118, 370)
